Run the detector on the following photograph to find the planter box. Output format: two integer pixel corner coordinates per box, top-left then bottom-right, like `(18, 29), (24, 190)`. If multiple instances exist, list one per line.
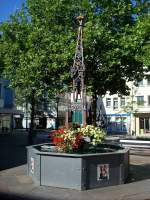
(27, 144), (129, 190)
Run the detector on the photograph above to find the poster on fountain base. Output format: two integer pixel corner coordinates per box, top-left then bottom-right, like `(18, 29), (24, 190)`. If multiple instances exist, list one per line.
(97, 164), (109, 181)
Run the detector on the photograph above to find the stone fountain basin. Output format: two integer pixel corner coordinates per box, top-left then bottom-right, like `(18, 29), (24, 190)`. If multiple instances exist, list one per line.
(27, 143), (129, 190)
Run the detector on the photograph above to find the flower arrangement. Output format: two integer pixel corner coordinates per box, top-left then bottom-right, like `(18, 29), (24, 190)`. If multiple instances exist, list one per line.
(51, 125), (106, 153)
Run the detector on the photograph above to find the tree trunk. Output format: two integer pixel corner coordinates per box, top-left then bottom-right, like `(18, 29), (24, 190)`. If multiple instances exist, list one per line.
(25, 99), (28, 131)
(92, 92), (97, 126)
(28, 90), (36, 145)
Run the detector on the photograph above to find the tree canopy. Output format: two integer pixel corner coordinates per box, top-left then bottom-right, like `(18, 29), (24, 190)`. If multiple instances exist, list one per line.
(0, 0), (150, 129)
(0, 0), (150, 97)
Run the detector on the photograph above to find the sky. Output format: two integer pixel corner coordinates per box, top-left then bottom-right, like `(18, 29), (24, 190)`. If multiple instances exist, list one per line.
(0, 0), (25, 22)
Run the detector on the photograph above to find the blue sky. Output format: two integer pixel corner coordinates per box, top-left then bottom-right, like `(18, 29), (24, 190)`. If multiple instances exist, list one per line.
(0, 0), (25, 22)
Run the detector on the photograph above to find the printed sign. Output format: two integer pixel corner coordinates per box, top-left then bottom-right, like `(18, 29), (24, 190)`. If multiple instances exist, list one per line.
(71, 103), (82, 110)
(97, 164), (109, 181)
(30, 157), (34, 174)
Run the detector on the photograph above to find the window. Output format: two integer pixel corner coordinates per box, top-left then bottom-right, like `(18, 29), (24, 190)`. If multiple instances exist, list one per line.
(113, 98), (118, 109)
(106, 98), (111, 107)
(139, 117), (150, 133)
(147, 77), (150, 85)
(138, 80), (143, 86)
(145, 118), (149, 130)
(137, 96), (144, 106)
(139, 118), (144, 129)
(120, 97), (125, 107)
(148, 96), (150, 106)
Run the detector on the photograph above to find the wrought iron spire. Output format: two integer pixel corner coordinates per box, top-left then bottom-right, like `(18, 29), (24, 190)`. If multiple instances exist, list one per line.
(71, 15), (86, 126)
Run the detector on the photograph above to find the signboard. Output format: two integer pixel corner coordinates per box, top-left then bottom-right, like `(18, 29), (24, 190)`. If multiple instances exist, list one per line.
(30, 157), (34, 174)
(71, 103), (82, 110)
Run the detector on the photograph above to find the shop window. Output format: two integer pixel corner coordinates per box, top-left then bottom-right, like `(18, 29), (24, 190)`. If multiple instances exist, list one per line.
(113, 98), (118, 109)
(14, 118), (23, 129)
(145, 118), (149, 130)
(120, 97), (125, 107)
(137, 96), (144, 106)
(106, 98), (111, 107)
(115, 117), (120, 122)
(139, 117), (150, 134)
(139, 118), (144, 129)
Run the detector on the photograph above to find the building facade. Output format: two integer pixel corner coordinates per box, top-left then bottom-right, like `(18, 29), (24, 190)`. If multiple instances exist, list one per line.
(18, 99), (56, 130)
(102, 94), (130, 134)
(102, 77), (150, 136)
(0, 79), (23, 132)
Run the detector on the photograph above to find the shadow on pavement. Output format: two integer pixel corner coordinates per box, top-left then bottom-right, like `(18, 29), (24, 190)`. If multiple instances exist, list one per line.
(129, 163), (150, 182)
(0, 191), (55, 200)
(0, 134), (28, 171)
(0, 132), (49, 171)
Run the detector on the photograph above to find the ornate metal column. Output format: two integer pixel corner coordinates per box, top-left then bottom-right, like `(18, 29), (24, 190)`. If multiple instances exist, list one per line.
(71, 15), (86, 126)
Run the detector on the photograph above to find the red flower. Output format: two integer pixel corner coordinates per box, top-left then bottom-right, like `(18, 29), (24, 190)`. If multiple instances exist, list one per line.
(72, 133), (83, 150)
(51, 128), (84, 152)
(51, 128), (65, 145)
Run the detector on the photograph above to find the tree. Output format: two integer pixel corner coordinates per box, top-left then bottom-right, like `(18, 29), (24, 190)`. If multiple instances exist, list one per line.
(26, 0), (150, 124)
(0, 0), (149, 133)
(139, 14), (150, 68)
(0, 7), (66, 143)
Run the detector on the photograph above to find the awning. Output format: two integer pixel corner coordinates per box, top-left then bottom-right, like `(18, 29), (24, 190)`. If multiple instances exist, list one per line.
(106, 113), (130, 117)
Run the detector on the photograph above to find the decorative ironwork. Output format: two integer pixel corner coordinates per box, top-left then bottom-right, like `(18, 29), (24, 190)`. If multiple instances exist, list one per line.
(71, 15), (86, 126)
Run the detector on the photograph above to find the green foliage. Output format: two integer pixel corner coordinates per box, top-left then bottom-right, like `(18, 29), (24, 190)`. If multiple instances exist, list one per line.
(138, 15), (150, 67)
(0, 0), (149, 111)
